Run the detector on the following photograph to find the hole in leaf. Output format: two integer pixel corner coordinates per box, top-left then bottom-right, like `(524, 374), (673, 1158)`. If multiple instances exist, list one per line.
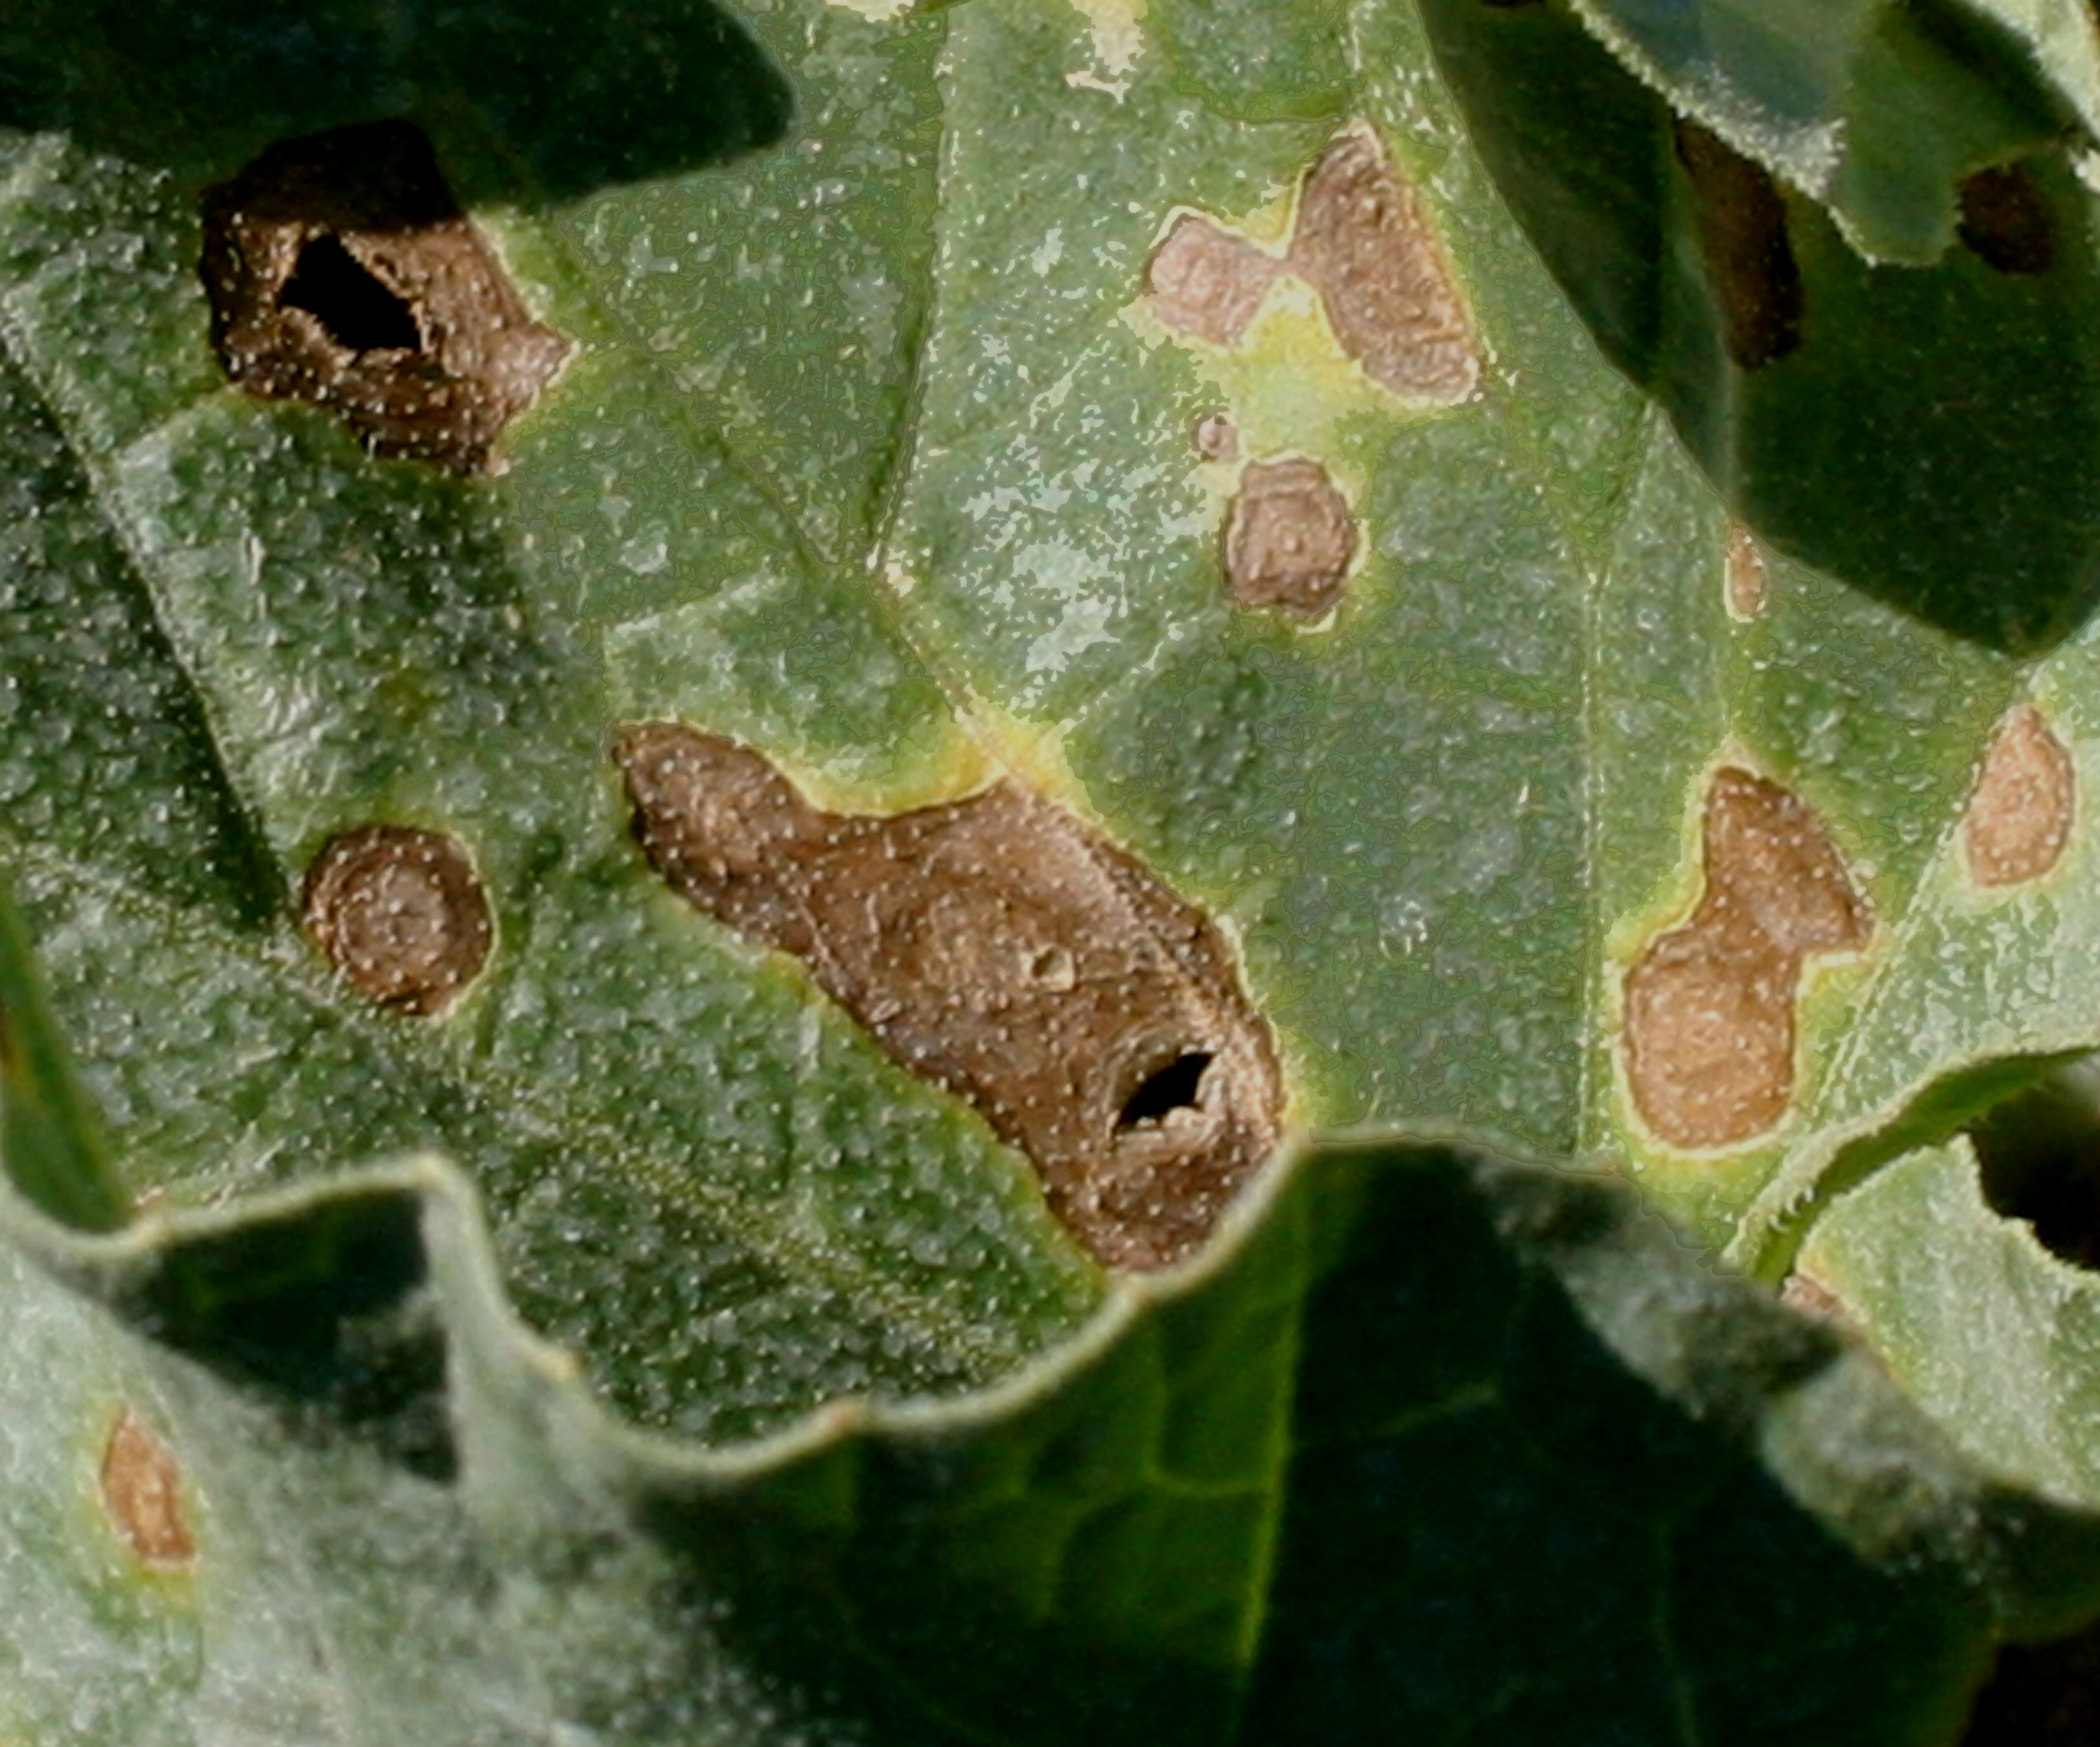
(279, 235), (422, 352)
(1117, 1052), (1213, 1129)
(1971, 1061), (2100, 1270)
(616, 725), (1285, 1270)
(200, 120), (571, 474)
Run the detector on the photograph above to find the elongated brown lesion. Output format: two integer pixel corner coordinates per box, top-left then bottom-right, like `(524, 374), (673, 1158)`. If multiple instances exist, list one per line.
(615, 725), (1285, 1270)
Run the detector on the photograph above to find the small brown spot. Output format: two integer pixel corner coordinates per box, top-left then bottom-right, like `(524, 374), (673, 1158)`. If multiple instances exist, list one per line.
(1965, 704), (2076, 888)
(1145, 215), (1282, 347)
(1623, 768), (1870, 1149)
(1958, 163), (2056, 276)
(1726, 522), (1768, 619)
(1225, 457), (1358, 619)
(200, 121), (571, 474)
(1779, 1269), (1851, 1329)
(1193, 413), (1239, 463)
(303, 825), (494, 1015)
(1673, 119), (1803, 370)
(101, 1408), (195, 1570)
(616, 725), (1285, 1270)
(1288, 127), (1479, 402)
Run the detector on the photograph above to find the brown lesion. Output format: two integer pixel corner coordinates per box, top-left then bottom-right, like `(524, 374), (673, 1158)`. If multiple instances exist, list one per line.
(1964, 703), (2076, 889)
(1957, 162), (2056, 276)
(302, 824), (495, 1016)
(101, 1407), (196, 1571)
(1673, 119), (1803, 370)
(1288, 127), (1479, 402)
(615, 725), (1285, 1270)
(1145, 216), (1283, 348)
(200, 120), (571, 474)
(1224, 456), (1358, 619)
(1622, 768), (1871, 1150)
(1144, 124), (1478, 403)
(1726, 522), (1768, 619)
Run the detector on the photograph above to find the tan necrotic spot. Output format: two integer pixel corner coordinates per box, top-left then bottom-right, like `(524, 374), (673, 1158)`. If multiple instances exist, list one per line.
(1288, 127), (1479, 403)
(616, 724), (1284, 1271)
(200, 120), (571, 475)
(1224, 457), (1357, 619)
(1673, 119), (1803, 371)
(1145, 215), (1282, 347)
(303, 825), (494, 1015)
(1622, 768), (1870, 1149)
(101, 1408), (195, 1571)
(1726, 522), (1768, 619)
(1964, 704), (2075, 888)
(1958, 163), (2056, 276)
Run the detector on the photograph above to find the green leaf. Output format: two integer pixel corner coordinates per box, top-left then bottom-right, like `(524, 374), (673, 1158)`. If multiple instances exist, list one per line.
(1795, 1132), (2100, 1515)
(9, 1128), (2092, 1743)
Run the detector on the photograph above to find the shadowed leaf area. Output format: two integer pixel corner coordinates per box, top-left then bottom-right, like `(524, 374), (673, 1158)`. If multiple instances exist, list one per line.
(0, 0), (789, 199)
(15, 1131), (2091, 1745)
(1424, 0), (2100, 653)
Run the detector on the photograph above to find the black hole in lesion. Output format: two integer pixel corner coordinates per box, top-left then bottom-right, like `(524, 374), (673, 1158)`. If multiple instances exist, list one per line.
(1117, 1052), (1213, 1130)
(279, 235), (422, 352)
(1970, 1062), (2100, 1269)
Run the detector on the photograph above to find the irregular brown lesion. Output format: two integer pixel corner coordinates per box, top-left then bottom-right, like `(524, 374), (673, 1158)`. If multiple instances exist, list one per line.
(200, 120), (571, 474)
(1964, 703), (2076, 889)
(302, 824), (495, 1016)
(1225, 456), (1358, 619)
(1145, 215), (1283, 348)
(1143, 124), (1478, 403)
(1673, 118), (1803, 371)
(615, 725), (1285, 1270)
(1622, 768), (1871, 1150)
(1288, 128), (1479, 403)
(100, 1406), (196, 1571)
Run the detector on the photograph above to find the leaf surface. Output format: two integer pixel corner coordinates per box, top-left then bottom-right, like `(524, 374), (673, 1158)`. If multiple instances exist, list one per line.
(9, 0), (2100, 1736)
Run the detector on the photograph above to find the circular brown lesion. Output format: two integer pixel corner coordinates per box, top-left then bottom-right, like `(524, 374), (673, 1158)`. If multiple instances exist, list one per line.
(1225, 456), (1359, 620)
(302, 824), (493, 1015)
